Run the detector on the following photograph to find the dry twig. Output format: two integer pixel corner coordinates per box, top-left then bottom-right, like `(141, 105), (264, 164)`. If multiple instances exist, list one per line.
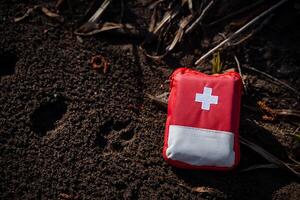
(167, 15), (193, 51)
(234, 55), (247, 94)
(148, 0), (165, 10)
(192, 187), (217, 193)
(153, 9), (180, 34)
(148, 6), (157, 33)
(239, 163), (278, 172)
(41, 7), (64, 22)
(75, 0), (139, 37)
(185, 0), (214, 34)
(208, 0), (265, 26)
(14, 6), (39, 22)
(146, 93), (168, 109)
(14, 5), (64, 23)
(195, 0), (289, 65)
(88, 0), (112, 23)
(229, 14), (273, 46)
(74, 0), (112, 35)
(273, 109), (300, 119)
(240, 136), (300, 177)
(187, 0), (193, 13)
(143, 1), (214, 58)
(243, 66), (299, 96)
(75, 22), (137, 36)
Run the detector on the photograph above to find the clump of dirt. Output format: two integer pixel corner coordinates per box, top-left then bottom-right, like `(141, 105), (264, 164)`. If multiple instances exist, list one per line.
(273, 183), (300, 200)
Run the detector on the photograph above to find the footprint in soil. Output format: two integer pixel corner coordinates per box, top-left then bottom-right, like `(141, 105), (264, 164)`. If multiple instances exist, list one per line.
(95, 119), (135, 152)
(30, 98), (67, 137)
(0, 51), (17, 76)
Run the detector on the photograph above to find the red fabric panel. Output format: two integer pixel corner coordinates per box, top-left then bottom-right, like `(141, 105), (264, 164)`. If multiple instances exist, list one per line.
(163, 68), (242, 170)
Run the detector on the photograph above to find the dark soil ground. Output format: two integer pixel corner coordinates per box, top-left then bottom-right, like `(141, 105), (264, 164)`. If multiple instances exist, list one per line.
(1, 0), (300, 199)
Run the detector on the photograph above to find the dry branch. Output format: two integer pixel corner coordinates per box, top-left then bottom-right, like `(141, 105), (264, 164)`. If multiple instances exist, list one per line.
(234, 55), (247, 94)
(75, 22), (137, 36)
(74, 0), (112, 35)
(14, 5), (64, 23)
(273, 109), (300, 118)
(243, 66), (299, 96)
(185, 0), (214, 34)
(153, 9), (179, 34)
(149, 9), (157, 33)
(75, 0), (139, 37)
(146, 93), (168, 109)
(88, 0), (111, 23)
(229, 14), (273, 46)
(14, 6), (39, 22)
(240, 163), (278, 172)
(208, 0), (265, 26)
(195, 0), (289, 65)
(240, 136), (300, 177)
(167, 15), (193, 51)
(41, 7), (64, 22)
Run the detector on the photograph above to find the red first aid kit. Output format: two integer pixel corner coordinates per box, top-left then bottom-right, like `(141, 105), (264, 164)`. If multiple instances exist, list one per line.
(163, 68), (242, 170)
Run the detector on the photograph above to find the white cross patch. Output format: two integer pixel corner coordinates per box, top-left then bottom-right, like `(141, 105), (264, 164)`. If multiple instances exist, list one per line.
(195, 87), (219, 110)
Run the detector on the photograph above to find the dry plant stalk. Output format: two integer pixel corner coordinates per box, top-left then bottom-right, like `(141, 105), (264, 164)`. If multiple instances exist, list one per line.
(185, 0), (214, 34)
(146, 93), (168, 109)
(234, 55), (247, 94)
(88, 0), (111, 23)
(240, 163), (278, 172)
(14, 6), (39, 22)
(142, 0), (215, 59)
(75, 0), (139, 37)
(195, 0), (289, 65)
(14, 5), (64, 23)
(192, 187), (216, 193)
(41, 7), (64, 22)
(240, 136), (300, 177)
(208, 0), (265, 26)
(243, 66), (299, 96)
(167, 15), (193, 51)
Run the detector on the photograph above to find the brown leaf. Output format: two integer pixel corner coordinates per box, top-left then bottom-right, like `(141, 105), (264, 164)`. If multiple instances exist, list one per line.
(14, 6), (40, 23)
(14, 6), (63, 23)
(192, 187), (216, 193)
(75, 22), (137, 36)
(41, 7), (64, 22)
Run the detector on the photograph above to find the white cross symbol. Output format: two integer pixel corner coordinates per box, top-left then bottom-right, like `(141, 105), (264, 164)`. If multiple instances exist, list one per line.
(195, 87), (219, 110)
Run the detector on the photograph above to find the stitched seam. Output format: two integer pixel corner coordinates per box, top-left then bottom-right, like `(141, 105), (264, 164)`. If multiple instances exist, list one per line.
(170, 125), (234, 135)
